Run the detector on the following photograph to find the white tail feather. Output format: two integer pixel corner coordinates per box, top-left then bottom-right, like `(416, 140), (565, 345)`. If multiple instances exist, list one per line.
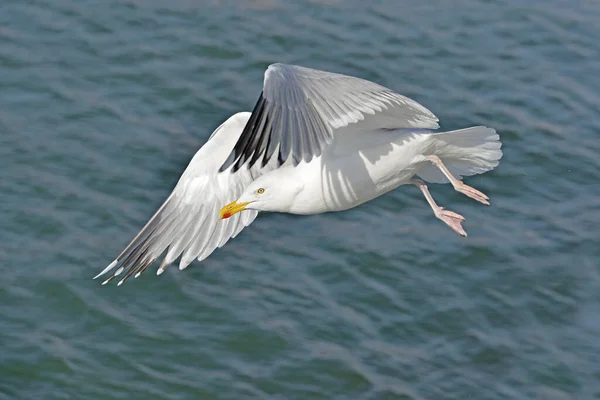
(417, 126), (502, 183)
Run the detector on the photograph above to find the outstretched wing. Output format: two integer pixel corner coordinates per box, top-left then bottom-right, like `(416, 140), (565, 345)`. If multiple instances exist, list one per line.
(95, 112), (258, 285)
(221, 63), (439, 172)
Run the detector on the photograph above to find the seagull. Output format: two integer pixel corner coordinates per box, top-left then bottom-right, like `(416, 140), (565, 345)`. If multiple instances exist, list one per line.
(95, 63), (502, 285)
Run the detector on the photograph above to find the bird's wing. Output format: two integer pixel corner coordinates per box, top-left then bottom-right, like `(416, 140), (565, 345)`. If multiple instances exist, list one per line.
(95, 113), (259, 285)
(220, 63), (439, 172)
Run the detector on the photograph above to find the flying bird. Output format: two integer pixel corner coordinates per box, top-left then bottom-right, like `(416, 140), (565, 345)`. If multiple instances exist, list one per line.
(95, 63), (502, 285)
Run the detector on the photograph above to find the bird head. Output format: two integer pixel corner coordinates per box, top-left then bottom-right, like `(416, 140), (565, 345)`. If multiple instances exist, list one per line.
(219, 170), (304, 218)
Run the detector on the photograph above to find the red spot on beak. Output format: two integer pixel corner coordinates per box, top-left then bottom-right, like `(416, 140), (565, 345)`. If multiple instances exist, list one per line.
(222, 212), (232, 219)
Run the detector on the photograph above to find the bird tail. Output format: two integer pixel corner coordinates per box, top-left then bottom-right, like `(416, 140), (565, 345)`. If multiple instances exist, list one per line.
(417, 126), (502, 183)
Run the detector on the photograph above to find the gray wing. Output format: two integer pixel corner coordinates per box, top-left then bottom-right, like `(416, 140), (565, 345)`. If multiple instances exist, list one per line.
(220, 63), (439, 172)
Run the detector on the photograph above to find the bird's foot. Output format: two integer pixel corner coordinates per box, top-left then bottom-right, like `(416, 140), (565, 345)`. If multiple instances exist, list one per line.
(434, 207), (467, 237)
(453, 181), (490, 206)
(425, 155), (491, 206)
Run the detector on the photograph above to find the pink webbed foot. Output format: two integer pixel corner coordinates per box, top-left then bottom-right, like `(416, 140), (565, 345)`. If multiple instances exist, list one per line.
(434, 207), (467, 237)
(411, 179), (468, 237)
(426, 155), (491, 206)
(453, 180), (490, 206)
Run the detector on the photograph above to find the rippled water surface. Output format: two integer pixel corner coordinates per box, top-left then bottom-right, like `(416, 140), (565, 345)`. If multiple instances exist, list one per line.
(2, 1), (600, 399)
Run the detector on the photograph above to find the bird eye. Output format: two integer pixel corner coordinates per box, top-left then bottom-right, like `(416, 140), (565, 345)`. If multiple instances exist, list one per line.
(256, 188), (265, 194)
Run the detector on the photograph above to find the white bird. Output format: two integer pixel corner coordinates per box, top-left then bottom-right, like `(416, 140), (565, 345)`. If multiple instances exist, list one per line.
(95, 63), (502, 285)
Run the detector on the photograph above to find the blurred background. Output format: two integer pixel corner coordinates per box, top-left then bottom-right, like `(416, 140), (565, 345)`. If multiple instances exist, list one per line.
(1, 0), (599, 399)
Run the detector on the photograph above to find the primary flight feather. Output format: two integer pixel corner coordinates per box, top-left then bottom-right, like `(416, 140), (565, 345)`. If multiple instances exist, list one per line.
(96, 63), (502, 285)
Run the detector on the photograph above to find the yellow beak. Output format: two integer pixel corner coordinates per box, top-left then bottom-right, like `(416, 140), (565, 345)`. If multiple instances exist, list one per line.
(219, 201), (250, 219)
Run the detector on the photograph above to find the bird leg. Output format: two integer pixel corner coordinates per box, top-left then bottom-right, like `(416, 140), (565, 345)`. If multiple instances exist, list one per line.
(426, 155), (490, 205)
(411, 179), (467, 237)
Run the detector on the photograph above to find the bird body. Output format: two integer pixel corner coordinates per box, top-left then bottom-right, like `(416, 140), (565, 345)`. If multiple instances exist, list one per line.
(96, 63), (502, 285)
(266, 129), (433, 214)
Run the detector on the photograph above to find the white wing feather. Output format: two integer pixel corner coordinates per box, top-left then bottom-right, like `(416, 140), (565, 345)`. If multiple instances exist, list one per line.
(95, 112), (258, 285)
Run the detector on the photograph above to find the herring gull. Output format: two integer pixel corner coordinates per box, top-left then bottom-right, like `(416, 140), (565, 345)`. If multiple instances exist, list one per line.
(95, 63), (502, 285)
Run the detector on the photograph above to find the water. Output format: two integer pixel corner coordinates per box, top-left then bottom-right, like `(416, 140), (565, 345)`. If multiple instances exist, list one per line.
(1, 0), (599, 398)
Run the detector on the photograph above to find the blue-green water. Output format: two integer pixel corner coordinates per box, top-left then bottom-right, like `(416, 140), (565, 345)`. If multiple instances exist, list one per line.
(2, 1), (600, 399)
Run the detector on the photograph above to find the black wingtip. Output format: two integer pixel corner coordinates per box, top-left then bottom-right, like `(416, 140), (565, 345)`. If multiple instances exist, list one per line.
(219, 152), (236, 173)
(219, 92), (267, 173)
